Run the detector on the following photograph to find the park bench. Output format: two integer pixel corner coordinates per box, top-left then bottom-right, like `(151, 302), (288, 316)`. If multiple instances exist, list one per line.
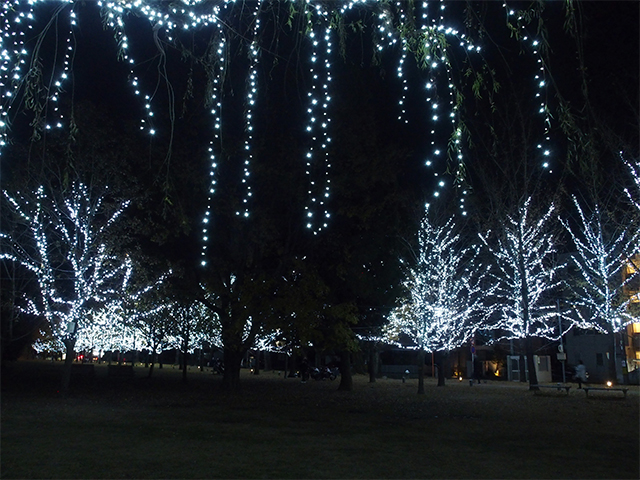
(582, 386), (628, 398)
(531, 384), (571, 395)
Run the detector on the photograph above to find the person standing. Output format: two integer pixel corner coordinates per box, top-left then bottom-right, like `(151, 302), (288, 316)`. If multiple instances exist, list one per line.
(300, 357), (310, 383)
(575, 360), (588, 389)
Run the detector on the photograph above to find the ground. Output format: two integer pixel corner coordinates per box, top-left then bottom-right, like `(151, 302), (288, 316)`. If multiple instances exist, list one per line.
(1, 361), (638, 479)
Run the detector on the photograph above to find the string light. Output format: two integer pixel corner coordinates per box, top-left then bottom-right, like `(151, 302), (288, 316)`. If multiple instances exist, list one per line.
(303, 2), (333, 234)
(414, 1), (481, 211)
(625, 157), (640, 212)
(201, 36), (225, 267)
(237, 0), (263, 219)
(395, 2), (409, 123)
(3, 1), (557, 243)
(503, 2), (553, 171)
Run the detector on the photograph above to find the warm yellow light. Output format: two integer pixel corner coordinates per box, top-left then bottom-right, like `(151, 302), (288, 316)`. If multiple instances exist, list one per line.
(458, 376), (463, 381)
(606, 381), (613, 387)
(632, 323), (640, 334)
(635, 351), (640, 360)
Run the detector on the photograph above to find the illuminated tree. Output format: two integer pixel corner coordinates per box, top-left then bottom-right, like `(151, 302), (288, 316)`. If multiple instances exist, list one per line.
(560, 196), (639, 381)
(115, 270), (177, 375)
(129, 301), (172, 376)
(162, 297), (225, 382)
(74, 303), (136, 362)
(385, 206), (489, 392)
(478, 197), (563, 389)
(561, 197), (638, 333)
(0, 182), (131, 392)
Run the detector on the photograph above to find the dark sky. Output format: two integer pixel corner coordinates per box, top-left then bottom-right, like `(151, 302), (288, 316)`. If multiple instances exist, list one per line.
(550, 1), (639, 138)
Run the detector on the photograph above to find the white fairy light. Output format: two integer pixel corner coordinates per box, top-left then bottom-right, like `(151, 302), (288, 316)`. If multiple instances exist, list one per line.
(201, 36), (225, 267)
(101, 2), (157, 136)
(237, 1), (263, 219)
(624, 157), (640, 212)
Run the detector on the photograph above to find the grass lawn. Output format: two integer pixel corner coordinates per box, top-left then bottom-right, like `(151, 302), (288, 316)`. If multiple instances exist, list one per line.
(1, 361), (638, 479)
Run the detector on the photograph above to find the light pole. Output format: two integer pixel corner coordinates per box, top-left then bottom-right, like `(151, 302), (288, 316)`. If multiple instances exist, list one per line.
(557, 299), (566, 384)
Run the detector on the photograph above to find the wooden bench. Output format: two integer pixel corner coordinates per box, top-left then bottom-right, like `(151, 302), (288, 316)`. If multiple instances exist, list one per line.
(583, 387), (628, 398)
(531, 384), (571, 395)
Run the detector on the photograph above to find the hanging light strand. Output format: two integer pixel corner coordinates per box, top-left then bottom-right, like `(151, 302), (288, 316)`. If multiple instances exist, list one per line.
(503, 2), (553, 171)
(237, 0), (262, 218)
(304, 2), (334, 234)
(201, 33), (226, 267)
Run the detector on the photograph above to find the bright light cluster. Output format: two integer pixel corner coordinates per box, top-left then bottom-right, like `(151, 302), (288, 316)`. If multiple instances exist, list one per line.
(385, 204), (488, 352)
(72, 283), (225, 359)
(0, 182), (132, 348)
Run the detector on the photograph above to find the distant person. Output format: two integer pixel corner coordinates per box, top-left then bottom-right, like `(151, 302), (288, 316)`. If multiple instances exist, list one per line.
(300, 357), (310, 383)
(575, 360), (588, 389)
